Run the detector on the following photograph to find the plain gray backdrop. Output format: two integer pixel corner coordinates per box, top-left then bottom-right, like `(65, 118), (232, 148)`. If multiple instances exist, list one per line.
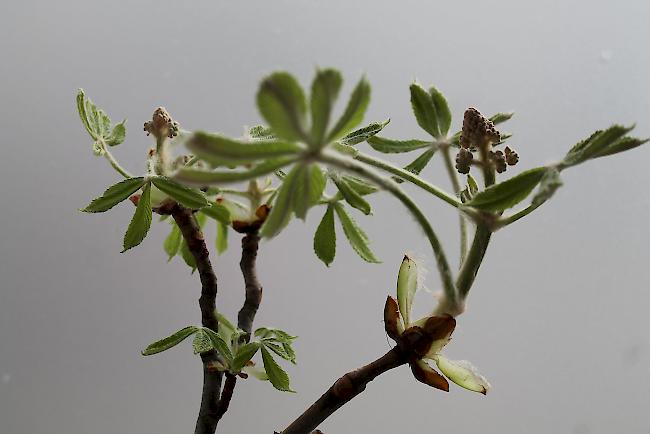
(1, 1), (649, 433)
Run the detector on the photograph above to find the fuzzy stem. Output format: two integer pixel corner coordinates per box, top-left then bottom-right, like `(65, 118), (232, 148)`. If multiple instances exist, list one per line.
(440, 146), (468, 264)
(353, 152), (461, 208)
(318, 151), (458, 308)
(102, 147), (132, 178)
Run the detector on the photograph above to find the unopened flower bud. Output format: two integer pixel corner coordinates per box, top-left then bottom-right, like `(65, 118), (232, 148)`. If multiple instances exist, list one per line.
(490, 150), (507, 173)
(460, 107), (501, 151)
(504, 146), (519, 166)
(455, 148), (474, 174)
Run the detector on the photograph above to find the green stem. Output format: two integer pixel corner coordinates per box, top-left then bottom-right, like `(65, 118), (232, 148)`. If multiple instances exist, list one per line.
(441, 146), (468, 265)
(103, 147), (133, 178)
(455, 151), (495, 300)
(319, 150), (457, 307)
(497, 199), (546, 227)
(354, 152), (461, 209)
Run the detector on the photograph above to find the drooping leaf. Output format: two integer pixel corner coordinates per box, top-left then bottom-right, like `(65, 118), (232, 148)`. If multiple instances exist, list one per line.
(151, 176), (209, 209)
(163, 222), (182, 261)
(331, 174), (371, 215)
(187, 132), (302, 165)
(263, 341), (296, 364)
(141, 326), (199, 356)
(310, 69), (343, 145)
(410, 83), (440, 138)
(261, 346), (294, 392)
(466, 167), (547, 212)
(232, 342), (261, 372)
(293, 164), (327, 220)
(333, 203), (379, 263)
(396, 255), (418, 326)
(175, 157), (296, 186)
(367, 136), (430, 153)
(254, 327), (297, 343)
(122, 182), (153, 252)
(215, 220), (228, 255)
(429, 86), (452, 137)
(394, 148), (437, 184)
(313, 204), (336, 266)
(180, 239), (196, 272)
(260, 165), (301, 238)
(201, 202), (231, 225)
(216, 311), (236, 343)
(338, 119), (390, 146)
(257, 72), (308, 142)
(339, 175), (377, 196)
(81, 177), (145, 213)
(327, 76), (371, 142)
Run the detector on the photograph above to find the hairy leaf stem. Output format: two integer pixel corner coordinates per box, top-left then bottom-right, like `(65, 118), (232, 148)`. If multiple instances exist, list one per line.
(318, 150), (458, 308)
(440, 145), (469, 264)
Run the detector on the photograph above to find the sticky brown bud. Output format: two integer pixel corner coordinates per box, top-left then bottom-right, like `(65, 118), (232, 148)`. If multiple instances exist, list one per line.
(384, 296), (402, 341)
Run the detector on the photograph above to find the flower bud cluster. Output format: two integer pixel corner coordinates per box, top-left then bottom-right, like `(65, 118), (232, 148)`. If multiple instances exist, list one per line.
(144, 107), (179, 139)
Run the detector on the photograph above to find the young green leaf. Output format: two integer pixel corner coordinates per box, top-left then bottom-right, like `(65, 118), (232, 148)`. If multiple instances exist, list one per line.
(338, 119), (390, 146)
(77, 89), (127, 147)
(331, 174), (371, 215)
(313, 204), (336, 266)
(248, 125), (275, 140)
(429, 86), (452, 137)
(591, 136), (649, 159)
(327, 76), (371, 142)
(466, 167), (547, 212)
(489, 112), (514, 125)
(467, 174), (479, 195)
(122, 182), (153, 252)
(179, 239), (196, 272)
(293, 164), (327, 220)
(232, 342), (261, 372)
(187, 132), (302, 165)
(176, 157), (296, 186)
(562, 125), (633, 167)
(215, 220), (228, 255)
(397, 255), (418, 326)
(260, 165), (301, 238)
(339, 175), (377, 196)
(333, 203), (380, 263)
(163, 222), (182, 261)
(367, 136), (430, 153)
(142, 326), (199, 356)
(81, 177), (145, 213)
(202, 328), (234, 363)
(393, 148), (437, 184)
(261, 346), (294, 392)
(263, 341), (296, 364)
(257, 72), (308, 142)
(310, 69), (343, 145)
(192, 329), (214, 354)
(410, 83), (440, 138)
(200, 202), (231, 225)
(151, 176), (209, 209)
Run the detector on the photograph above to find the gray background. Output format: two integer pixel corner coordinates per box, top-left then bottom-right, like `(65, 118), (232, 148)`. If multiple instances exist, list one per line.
(1, 1), (649, 433)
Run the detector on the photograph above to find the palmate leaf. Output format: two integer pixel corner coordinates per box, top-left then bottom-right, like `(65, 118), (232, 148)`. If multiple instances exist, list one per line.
(122, 182), (153, 252)
(77, 89), (127, 148)
(200, 203), (231, 225)
(313, 204), (336, 266)
(410, 83), (441, 138)
(260, 165), (302, 238)
(326, 76), (371, 142)
(187, 132), (303, 165)
(175, 157), (296, 186)
(215, 220), (228, 255)
(531, 168), (563, 207)
(163, 222), (182, 261)
(333, 203), (379, 263)
(232, 342), (261, 372)
(257, 72), (308, 142)
(562, 125), (647, 168)
(81, 177), (145, 213)
(310, 68), (343, 145)
(292, 164), (327, 220)
(429, 86), (452, 137)
(466, 167), (547, 212)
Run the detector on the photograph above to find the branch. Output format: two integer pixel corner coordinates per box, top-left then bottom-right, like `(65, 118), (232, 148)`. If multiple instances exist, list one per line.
(212, 232), (264, 426)
(166, 204), (221, 434)
(277, 346), (407, 434)
(238, 233), (263, 338)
